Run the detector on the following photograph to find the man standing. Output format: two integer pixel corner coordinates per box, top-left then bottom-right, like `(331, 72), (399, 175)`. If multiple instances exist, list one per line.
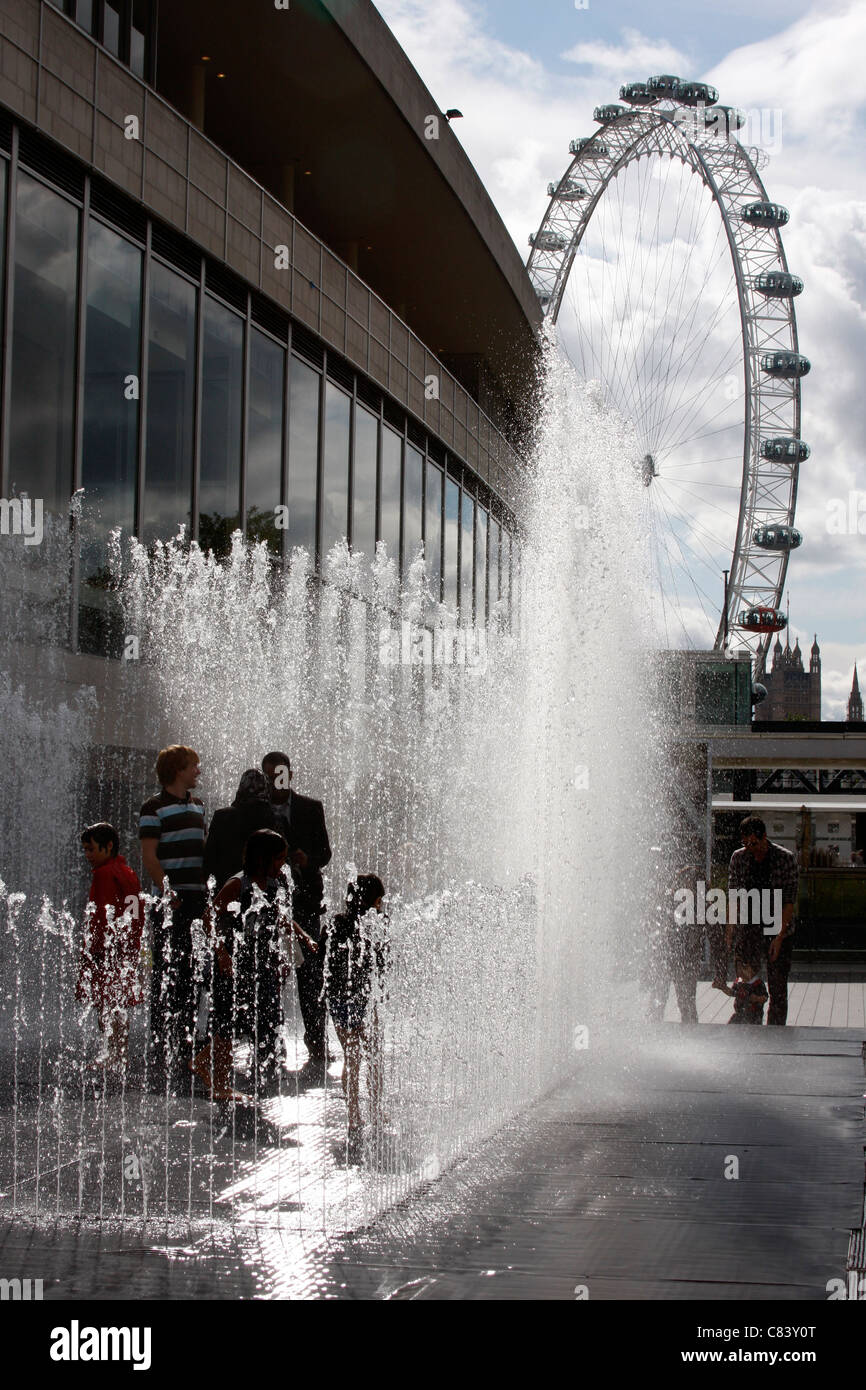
(727, 815), (798, 1025)
(139, 745), (207, 1091)
(262, 751), (332, 1081)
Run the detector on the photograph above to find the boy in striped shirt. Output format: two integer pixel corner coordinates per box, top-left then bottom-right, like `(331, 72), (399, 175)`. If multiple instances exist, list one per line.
(139, 745), (206, 1093)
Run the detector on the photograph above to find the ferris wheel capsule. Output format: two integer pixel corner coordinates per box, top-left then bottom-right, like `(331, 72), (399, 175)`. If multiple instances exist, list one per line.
(752, 524), (803, 552)
(620, 82), (657, 106)
(675, 81), (720, 106)
(751, 682), (768, 706)
(754, 271), (803, 298)
(738, 606), (788, 634)
(761, 351), (811, 379)
(529, 230), (568, 252)
(548, 179), (589, 201)
(760, 437), (810, 462)
(646, 74), (683, 98)
(569, 137), (610, 158)
(594, 104), (629, 122)
(741, 201), (789, 228)
(702, 104), (747, 131)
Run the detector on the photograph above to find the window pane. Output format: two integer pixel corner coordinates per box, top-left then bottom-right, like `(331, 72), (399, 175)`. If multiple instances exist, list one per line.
(247, 328), (285, 554)
(502, 529), (512, 614)
(425, 462), (442, 602)
(103, 0), (121, 55)
(75, 0), (94, 33)
(322, 380), (350, 557)
(488, 517), (501, 605)
(288, 355), (319, 555)
(352, 404), (377, 563)
(404, 444), (423, 570)
(475, 505), (488, 623)
(380, 426), (402, 569)
(9, 173), (78, 514)
(82, 220), (141, 562)
(0, 163), (6, 439)
(131, 0), (149, 76)
(460, 492), (475, 619)
(144, 260), (196, 546)
(199, 296), (243, 556)
(443, 477), (459, 610)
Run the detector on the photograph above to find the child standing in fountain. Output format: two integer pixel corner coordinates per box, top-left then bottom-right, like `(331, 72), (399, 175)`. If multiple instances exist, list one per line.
(77, 823), (144, 1070)
(715, 952), (769, 1025)
(323, 875), (389, 1163)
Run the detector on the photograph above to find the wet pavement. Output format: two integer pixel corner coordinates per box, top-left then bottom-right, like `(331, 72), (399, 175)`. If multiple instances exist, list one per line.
(1, 1024), (863, 1300)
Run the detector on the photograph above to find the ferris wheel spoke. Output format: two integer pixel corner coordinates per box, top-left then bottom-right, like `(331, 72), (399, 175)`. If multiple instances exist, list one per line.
(655, 480), (737, 577)
(640, 171), (724, 448)
(647, 272), (741, 453)
(644, 245), (739, 451)
(652, 489), (721, 638)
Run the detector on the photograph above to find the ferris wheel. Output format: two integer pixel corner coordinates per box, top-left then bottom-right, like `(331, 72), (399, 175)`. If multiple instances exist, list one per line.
(527, 77), (809, 674)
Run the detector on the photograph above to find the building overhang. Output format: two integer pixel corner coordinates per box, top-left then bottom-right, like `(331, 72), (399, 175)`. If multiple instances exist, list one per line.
(154, 0), (542, 427)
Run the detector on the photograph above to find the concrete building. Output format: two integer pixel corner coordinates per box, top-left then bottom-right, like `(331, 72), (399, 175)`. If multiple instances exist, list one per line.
(0, 0), (542, 758)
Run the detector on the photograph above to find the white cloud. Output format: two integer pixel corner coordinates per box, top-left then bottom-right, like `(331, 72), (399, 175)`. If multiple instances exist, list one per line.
(561, 27), (692, 78)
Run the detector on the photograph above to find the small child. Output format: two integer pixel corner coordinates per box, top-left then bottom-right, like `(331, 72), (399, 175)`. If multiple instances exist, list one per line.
(715, 953), (769, 1025)
(76, 823), (144, 1069)
(323, 874), (388, 1162)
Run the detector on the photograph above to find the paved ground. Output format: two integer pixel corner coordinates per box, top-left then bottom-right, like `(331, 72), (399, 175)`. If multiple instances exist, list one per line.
(665, 979), (866, 1028)
(1, 1024), (863, 1300)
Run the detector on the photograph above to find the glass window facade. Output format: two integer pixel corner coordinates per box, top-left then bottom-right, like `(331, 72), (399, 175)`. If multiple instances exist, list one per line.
(246, 328), (285, 553)
(82, 220), (142, 565)
(58, 0), (155, 82)
(425, 463), (443, 603)
(460, 491), (475, 620)
(475, 505), (488, 623)
(0, 145), (518, 649)
(199, 296), (243, 556)
(144, 260), (196, 546)
(322, 380), (351, 557)
(9, 174), (78, 512)
(443, 477), (459, 611)
(404, 444), (424, 571)
(352, 404), (378, 564)
(488, 517), (501, 606)
(380, 426), (402, 569)
(288, 356), (319, 555)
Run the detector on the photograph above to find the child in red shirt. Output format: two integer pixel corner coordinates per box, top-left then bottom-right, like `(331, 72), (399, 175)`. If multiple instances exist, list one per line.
(77, 823), (144, 1069)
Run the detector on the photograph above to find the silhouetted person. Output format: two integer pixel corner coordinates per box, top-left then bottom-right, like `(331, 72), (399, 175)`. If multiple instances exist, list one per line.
(192, 829), (316, 1100)
(646, 863), (702, 1024)
(727, 815), (798, 1025)
(716, 950), (769, 1025)
(204, 770), (276, 892)
(77, 822), (144, 1072)
(139, 744), (206, 1092)
(323, 875), (388, 1161)
(262, 751), (332, 1081)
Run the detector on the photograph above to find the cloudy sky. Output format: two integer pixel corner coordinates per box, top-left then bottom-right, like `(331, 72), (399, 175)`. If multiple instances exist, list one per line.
(376, 0), (866, 717)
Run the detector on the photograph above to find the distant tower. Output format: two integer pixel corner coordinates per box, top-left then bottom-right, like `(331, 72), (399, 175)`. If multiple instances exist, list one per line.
(810, 636), (821, 720)
(848, 666), (863, 723)
(754, 620), (822, 722)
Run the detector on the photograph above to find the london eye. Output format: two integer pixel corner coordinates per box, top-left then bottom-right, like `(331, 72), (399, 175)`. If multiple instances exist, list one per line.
(527, 78), (808, 673)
